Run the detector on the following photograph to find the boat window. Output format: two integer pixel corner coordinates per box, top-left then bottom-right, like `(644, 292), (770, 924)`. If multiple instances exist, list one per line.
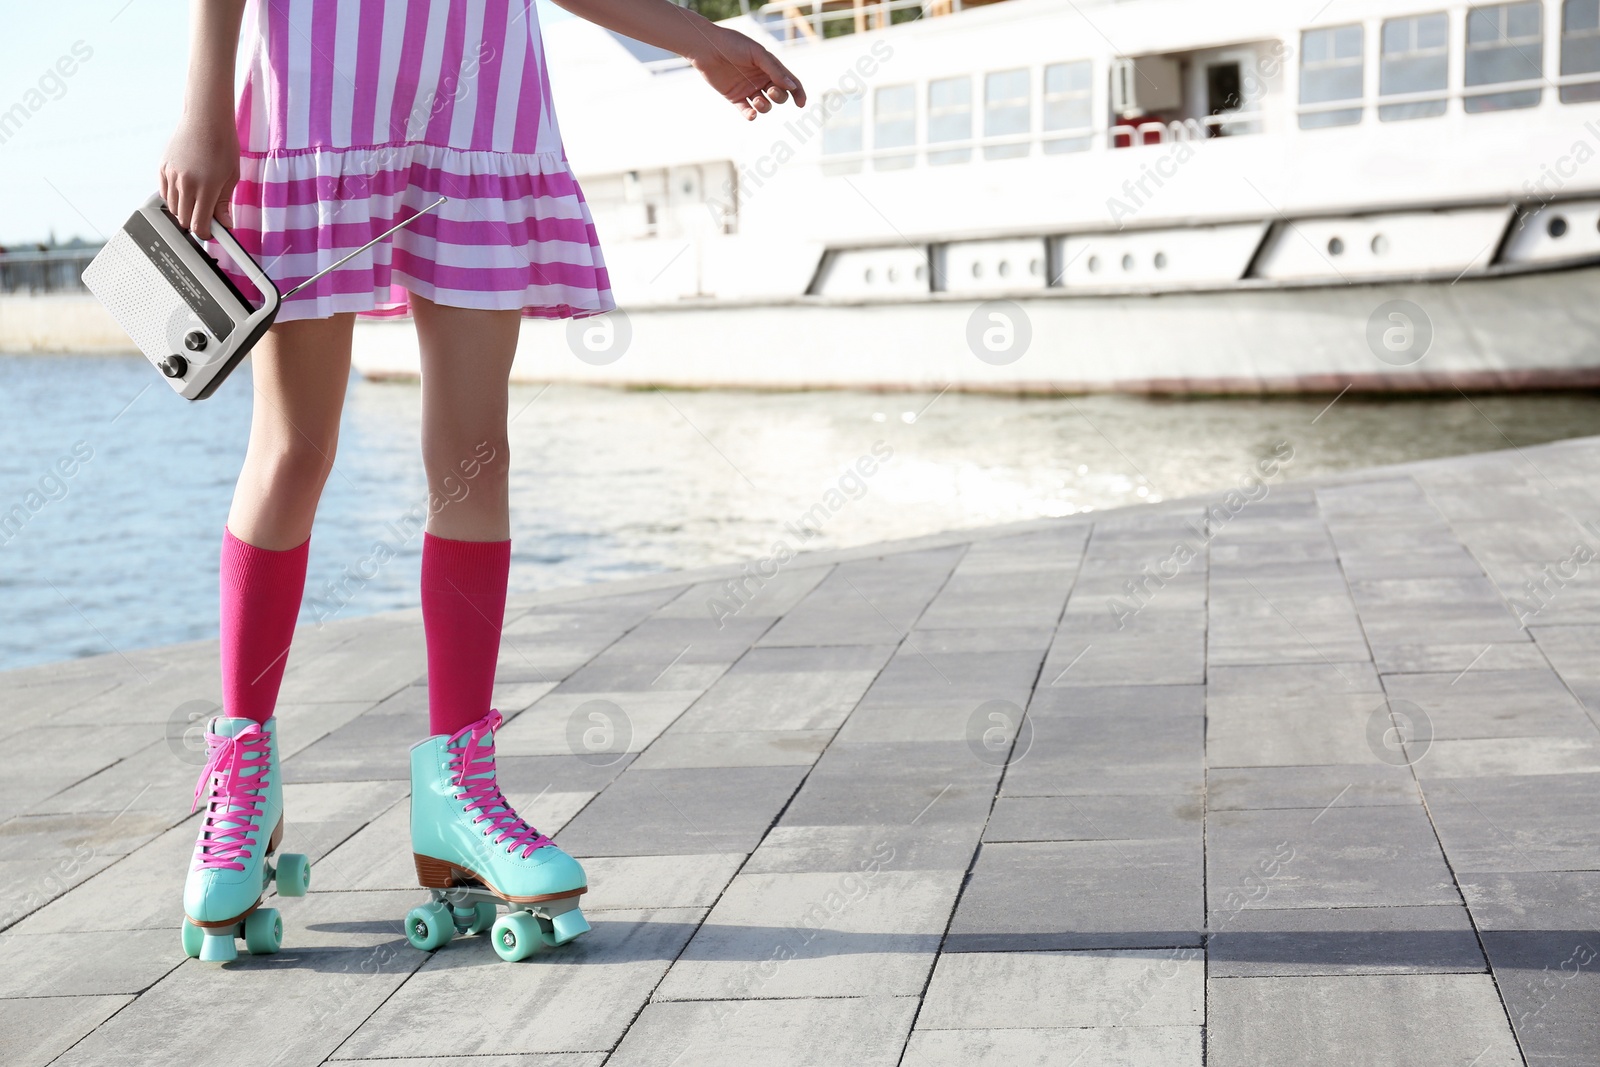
(1299, 24), (1365, 128)
(1562, 0), (1600, 101)
(928, 76), (973, 165)
(1042, 60), (1093, 153)
(1465, 2), (1544, 110)
(984, 68), (1031, 160)
(821, 90), (864, 175)
(874, 84), (917, 171)
(1380, 12), (1450, 120)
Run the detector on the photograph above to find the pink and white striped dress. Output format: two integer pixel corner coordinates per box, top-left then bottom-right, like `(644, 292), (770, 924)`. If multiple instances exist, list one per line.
(222, 0), (614, 322)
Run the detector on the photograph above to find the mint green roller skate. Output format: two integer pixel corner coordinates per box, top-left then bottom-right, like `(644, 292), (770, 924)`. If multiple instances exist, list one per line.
(181, 716), (310, 962)
(404, 709), (589, 962)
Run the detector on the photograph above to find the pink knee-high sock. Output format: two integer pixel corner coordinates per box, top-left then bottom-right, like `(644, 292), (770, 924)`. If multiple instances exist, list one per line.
(421, 533), (511, 736)
(219, 527), (310, 724)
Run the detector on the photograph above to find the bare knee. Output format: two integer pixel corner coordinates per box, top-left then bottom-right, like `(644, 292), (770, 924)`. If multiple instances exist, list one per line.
(248, 433), (340, 504)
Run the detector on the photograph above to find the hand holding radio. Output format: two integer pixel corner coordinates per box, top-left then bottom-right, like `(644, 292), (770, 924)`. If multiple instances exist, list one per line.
(159, 109), (239, 240)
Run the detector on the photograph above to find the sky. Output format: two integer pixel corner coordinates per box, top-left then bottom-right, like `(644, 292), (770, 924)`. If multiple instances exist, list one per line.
(0, 0), (573, 246)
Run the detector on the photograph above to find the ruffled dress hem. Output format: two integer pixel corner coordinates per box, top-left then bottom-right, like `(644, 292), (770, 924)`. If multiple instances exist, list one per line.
(217, 142), (616, 324)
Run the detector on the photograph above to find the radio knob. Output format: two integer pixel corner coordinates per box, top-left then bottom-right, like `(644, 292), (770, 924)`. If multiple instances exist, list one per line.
(159, 355), (188, 378)
(183, 330), (209, 352)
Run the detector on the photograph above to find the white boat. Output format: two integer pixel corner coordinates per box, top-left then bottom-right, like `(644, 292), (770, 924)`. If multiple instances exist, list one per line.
(351, 0), (1600, 393)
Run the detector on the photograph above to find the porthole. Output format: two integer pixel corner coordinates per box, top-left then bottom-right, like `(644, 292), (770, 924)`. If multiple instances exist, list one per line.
(972, 261), (983, 278)
(887, 266), (898, 282)
(1328, 236), (1345, 256)
(1029, 258), (1041, 275)
(864, 268), (874, 284)
(1153, 252), (1168, 269)
(1371, 234), (1389, 255)
(1121, 254), (1135, 271)
(914, 264), (926, 280)
(997, 260), (1011, 278)
(1549, 216), (1569, 238)
(1087, 255), (1101, 273)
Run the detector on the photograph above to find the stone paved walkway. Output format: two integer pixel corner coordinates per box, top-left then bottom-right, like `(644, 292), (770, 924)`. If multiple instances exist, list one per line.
(4, 436), (1600, 1066)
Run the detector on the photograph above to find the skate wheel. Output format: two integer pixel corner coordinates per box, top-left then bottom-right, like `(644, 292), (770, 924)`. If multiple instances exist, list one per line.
(466, 902), (497, 936)
(491, 911), (542, 962)
(405, 901), (454, 952)
(244, 908), (283, 954)
(199, 930), (238, 962)
(543, 906), (591, 947)
(181, 920), (205, 959)
(274, 853), (310, 897)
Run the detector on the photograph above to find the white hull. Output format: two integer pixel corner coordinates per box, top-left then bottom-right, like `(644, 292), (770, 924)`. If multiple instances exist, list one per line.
(351, 261), (1600, 393)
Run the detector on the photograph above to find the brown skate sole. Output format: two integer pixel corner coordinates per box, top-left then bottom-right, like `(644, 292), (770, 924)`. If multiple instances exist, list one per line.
(186, 818), (283, 930)
(413, 853), (587, 905)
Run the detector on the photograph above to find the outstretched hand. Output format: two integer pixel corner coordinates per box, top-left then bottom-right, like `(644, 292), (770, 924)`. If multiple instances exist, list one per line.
(689, 25), (806, 120)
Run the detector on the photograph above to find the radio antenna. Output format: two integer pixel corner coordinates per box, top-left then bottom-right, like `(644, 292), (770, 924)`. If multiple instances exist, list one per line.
(281, 195), (448, 299)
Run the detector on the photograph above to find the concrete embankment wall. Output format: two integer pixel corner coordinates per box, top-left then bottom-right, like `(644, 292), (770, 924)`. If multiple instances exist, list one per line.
(0, 294), (135, 354)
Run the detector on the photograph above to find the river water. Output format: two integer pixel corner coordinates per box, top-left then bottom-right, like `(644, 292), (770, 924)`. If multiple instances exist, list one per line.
(1, 353), (1597, 671)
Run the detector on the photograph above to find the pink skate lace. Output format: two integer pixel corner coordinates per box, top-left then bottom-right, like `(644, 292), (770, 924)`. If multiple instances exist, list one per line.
(190, 721), (270, 872)
(447, 709), (553, 859)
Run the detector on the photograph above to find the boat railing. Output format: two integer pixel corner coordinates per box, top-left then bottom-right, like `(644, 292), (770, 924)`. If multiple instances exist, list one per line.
(0, 248), (100, 295)
(819, 101), (1281, 167)
(753, 0), (956, 43)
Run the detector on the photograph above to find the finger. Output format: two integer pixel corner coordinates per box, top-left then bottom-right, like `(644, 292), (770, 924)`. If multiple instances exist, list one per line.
(190, 183), (219, 239)
(748, 92), (773, 114)
(763, 85), (790, 105)
(754, 48), (801, 99)
(215, 177), (237, 231)
(158, 167), (170, 209)
(171, 183), (196, 236)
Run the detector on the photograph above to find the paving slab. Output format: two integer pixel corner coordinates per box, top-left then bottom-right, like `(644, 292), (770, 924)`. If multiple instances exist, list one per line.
(605, 996), (919, 1067)
(901, 1027), (1203, 1067)
(1207, 806), (1459, 911)
(653, 869), (962, 999)
(554, 765), (809, 856)
(1206, 763), (1419, 810)
(982, 793), (1203, 842)
(1530, 623), (1600, 717)
(1206, 663), (1387, 768)
(1004, 691), (1204, 798)
(948, 838), (1204, 951)
(1207, 974), (1524, 1067)
(670, 664), (884, 732)
(1383, 668), (1598, 740)
(918, 947), (1205, 1026)
(777, 741), (999, 827)
(1420, 772), (1600, 872)
(743, 822), (982, 874)
(493, 689), (704, 757)
(1207, 904), (1486, 977)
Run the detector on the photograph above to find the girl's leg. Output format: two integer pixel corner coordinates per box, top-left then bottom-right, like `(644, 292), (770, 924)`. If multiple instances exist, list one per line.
(401, 297), (591, 955)
(410, 295), (519, 736)
(185, 315), (351, 962)
(220, 314), (355, 723)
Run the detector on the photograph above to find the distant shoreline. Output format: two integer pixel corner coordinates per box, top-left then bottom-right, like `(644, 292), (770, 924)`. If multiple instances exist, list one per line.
(0, 294), (135, 354)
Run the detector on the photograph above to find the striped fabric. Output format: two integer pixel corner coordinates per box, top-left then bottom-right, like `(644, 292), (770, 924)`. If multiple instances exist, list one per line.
(218, 0), (614, 322)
